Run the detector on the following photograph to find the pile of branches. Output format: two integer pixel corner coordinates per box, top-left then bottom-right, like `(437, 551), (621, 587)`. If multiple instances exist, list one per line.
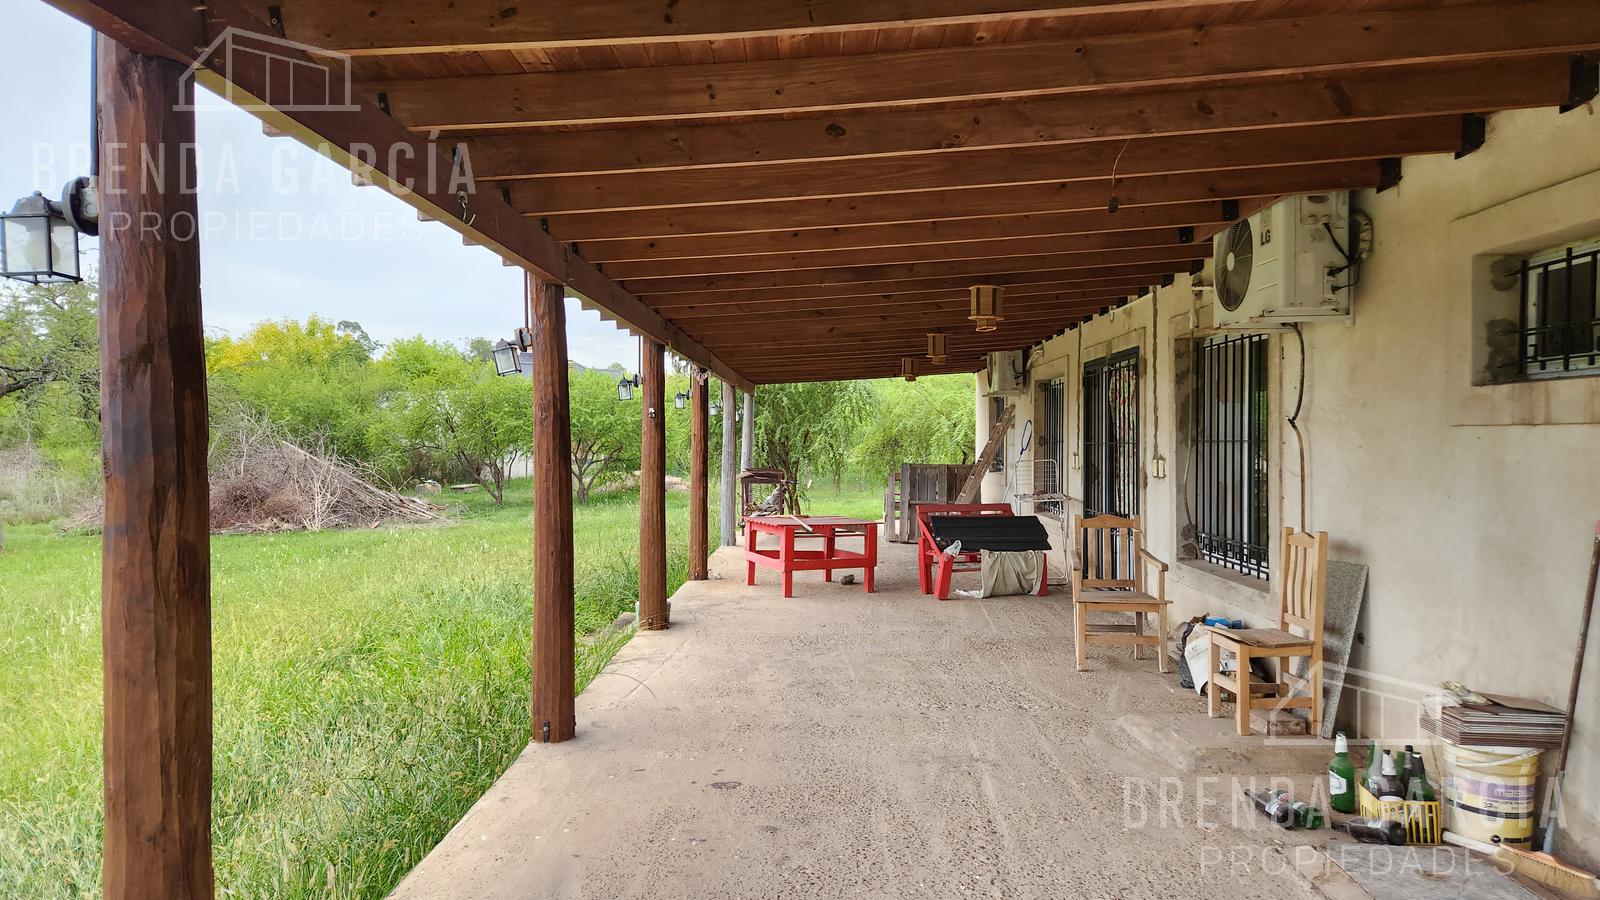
(65, 416), (447, 534)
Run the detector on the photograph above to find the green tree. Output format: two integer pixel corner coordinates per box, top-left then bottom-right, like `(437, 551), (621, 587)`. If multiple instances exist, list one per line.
(568, 368), (638, 503)
(852, 375), (976, 479)
(0, 280), (99, 414)
(750, 381), (873, 492)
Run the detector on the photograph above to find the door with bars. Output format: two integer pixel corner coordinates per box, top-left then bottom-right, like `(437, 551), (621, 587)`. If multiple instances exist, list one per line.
(1082, 349), (1140, 520)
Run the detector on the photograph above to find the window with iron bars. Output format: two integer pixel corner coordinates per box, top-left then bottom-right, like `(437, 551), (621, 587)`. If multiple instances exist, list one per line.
(1521, 238), (1600, 379)
(1082, 350), (1139, 519)
(1038, 379), (1065, 514)
(1193, 334), (1269, 580)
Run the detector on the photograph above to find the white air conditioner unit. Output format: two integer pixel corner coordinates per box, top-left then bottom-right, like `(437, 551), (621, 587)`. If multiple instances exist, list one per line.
(984, 350), (1026, 395)
(1212, 193), (1353, 328)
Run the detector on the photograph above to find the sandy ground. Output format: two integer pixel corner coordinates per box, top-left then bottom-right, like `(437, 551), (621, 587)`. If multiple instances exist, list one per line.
(390, 539), (1334, 900)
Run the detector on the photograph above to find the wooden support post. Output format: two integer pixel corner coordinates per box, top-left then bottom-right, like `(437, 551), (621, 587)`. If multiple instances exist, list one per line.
(688, 369), (709, 580)
(638, 339), (669, 629)
(741, 391), (755, 470)
(529, 273), (575, 743)
(719, 380), (738, 546)
(97, 36), (213, 900)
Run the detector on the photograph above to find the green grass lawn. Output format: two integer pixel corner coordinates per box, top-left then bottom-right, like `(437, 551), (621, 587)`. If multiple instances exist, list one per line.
(0, 476), (882, 899)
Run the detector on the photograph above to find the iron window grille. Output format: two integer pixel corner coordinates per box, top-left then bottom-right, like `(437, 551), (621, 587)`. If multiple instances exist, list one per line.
(990, 396), (1007, 472)
(1521, 238), (1600, 379)
(1082, 349), (1139, 519)
(1038, 379), (1065, 514)
(1193, 333), (1269, 580)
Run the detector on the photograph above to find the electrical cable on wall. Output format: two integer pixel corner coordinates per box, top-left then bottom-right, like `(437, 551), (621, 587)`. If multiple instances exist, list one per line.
(1288, 323), (1309, 533)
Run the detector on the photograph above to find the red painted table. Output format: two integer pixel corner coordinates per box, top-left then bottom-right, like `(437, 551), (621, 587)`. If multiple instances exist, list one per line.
(744, 515), (879, 598)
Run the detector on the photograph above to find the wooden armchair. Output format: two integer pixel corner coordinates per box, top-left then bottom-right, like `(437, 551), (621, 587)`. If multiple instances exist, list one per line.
(1207, 529), (1328, 736)
(1071, 515), (1171, 673)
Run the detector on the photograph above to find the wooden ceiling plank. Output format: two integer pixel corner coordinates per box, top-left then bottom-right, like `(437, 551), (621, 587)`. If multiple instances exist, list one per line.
(579, 200), (1235, 262)
(623, 245), (1210, 296)
(466, 56), (1572, 177)
(363, 2), (1600, 128)
(602, 227), (1207, 279)
(543, 160), (1382, 239)
(639, 264), (1184, 306)
(506, 116), (1460, 213)
(655, 284), (1149, 319)
(282, 0), (1241, 56)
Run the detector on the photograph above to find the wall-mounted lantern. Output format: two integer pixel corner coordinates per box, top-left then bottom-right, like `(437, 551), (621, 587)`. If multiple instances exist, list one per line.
(0, 180), (95, 284)
(617, 373), (641, 401)
(491, 339), (522, 376)
(709, 400), (721, 417)
(674, 390), (688, 409)
(969, 284), (1005, 333)
(926, 332), (948, 364)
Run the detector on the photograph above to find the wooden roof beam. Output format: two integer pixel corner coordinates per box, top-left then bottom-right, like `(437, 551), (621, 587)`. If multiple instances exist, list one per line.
(363, 1), (1600, 129)
(279, 0), (1240, 56)
(577, 200), (1237, 263)
(684, 305), (1122, 342)
(655, 285), (1146, 320)
(625, 247), (1209, 297)
(467, 57), (1575, 177)
(640, 266), (1183, 307)
(612, 230), (1208, 281)
(40, 0), (754, 393)
(507, 118), (1460, 215)
(542, 161), (1384, 240)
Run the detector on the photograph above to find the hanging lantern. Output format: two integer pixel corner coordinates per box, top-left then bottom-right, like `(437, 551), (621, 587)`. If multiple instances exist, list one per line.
(674, 390), (688, 410)
(901, 358), (917, 382)
(617, 373), (640, 401)
(710, 400), (721, 417)
(0, 191), (81, 284)
(926, 332), (948, 364)
(491, 339), (521, 377)
(969, 284), (1005, 333)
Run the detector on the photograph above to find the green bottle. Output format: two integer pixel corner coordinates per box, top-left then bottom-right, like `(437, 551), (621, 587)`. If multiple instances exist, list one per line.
(1328, 733), (1357, 814)
(1406, 755), (1436, 803)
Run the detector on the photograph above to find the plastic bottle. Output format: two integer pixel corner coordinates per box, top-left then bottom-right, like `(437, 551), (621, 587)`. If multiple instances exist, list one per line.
(1328, 733), (1357, 814)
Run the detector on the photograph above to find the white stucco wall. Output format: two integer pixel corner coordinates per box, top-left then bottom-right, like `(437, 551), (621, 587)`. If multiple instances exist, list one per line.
(978, 106), (1600, 864)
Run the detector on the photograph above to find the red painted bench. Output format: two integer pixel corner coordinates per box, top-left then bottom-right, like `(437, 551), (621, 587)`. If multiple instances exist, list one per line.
(915, 503), (1051, 601)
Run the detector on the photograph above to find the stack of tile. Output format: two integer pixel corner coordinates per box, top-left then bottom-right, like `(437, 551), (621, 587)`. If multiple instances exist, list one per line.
(1420, 693), (1567, 748)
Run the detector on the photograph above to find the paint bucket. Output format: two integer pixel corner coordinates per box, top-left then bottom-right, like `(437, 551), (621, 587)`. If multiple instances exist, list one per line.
(1441, 743), (1543, 846)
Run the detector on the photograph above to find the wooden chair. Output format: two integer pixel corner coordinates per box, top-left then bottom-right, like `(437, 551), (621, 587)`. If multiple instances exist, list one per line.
(1071, 515), (1170, 673)
(1207, 529), (1328, 736)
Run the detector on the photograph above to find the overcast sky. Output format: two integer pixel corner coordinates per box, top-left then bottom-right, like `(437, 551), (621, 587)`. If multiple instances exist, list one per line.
(0, 1), (640, 369)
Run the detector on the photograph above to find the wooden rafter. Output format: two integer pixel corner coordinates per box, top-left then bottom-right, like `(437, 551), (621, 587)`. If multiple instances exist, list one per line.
(506, 117), (1462, 214)
(541, 161), (1385, 240)
(362, 1), (1600, 129)
(466, 57), (1574, 178)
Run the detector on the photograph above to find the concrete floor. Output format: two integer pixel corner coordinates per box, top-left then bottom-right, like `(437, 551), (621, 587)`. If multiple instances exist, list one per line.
(390, 541), (1335, 900)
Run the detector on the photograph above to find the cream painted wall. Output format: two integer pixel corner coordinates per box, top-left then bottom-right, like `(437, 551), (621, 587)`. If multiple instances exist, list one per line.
(976, 106), (1600, 864)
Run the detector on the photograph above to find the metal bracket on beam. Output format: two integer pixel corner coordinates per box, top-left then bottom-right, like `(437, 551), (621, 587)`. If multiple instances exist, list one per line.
(1377, 158), (1404, 193)
(265, 5), (286, 38)
(1178, 225), (1195, 244)
(1221, 200), (1240, 222)
(376, 92), (391, 116)
(569, 242), (581, 257)
(1456, 113), (1487, 159)
(1562, 56), (1600, 112)
(1160, 274), (1175, 288)
(1189, 259), (1206, 276)
(539, 217), (550, 233)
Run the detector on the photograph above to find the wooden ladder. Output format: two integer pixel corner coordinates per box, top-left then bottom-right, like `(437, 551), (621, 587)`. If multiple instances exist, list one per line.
(956, 402), (1013, 502)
